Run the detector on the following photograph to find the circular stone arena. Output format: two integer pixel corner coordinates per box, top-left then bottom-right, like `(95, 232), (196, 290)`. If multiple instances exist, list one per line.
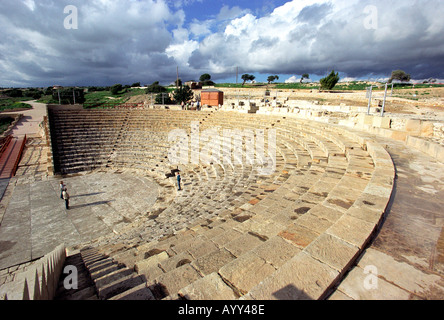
(0, 172), (161, 269)
(1, 104), (443, 300)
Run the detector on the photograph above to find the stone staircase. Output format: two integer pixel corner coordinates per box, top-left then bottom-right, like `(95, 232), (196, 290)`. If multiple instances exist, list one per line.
(47, 109), (394, 300)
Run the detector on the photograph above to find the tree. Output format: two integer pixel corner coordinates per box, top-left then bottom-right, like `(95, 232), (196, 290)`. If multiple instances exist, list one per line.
(200, 74), (211, 82)
(44, 87), (54, 96)
(110, 84), (123, 95)
(267, 75), (279, 84)
(155, 92), (173, 105)
(300, 73), (310, 83)
(320, 70), (340, 91)
(199, 73), (214, 86)
(241, 74), (256, 86)
(146, 81), (167, 93)
(173, 85), (194, 105)
(5, 89), (23, 98)
(388, 70), (411, 83)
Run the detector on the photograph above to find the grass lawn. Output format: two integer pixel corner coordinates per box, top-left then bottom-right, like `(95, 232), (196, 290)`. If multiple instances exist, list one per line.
(0, 116), (15, 134)
(0, 98), (33, 111)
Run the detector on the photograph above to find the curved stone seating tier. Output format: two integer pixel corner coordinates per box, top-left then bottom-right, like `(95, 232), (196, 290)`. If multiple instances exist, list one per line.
(47, 109), (394, 300)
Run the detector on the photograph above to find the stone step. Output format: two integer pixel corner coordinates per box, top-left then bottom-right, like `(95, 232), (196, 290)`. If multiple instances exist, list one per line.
(45, 109), (394, 300)
(78, 247), (156, 300)
(54, 251), (98, 301)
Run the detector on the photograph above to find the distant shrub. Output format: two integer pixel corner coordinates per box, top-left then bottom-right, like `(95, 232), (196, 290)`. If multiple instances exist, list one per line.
(146, 81), (167, 94)
(320, 70), (340, 91)
(110, 84), (123, 95)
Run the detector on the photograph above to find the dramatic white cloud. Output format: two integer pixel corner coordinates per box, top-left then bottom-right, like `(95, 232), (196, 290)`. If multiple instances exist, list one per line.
(285, 76), (299, 83)
(189, 0), (444, 80)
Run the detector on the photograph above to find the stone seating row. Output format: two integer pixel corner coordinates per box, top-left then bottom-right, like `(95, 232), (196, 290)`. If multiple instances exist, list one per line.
(80, 117), (296, 248)
(48, 110), (394, 300)
(102, 114), (391, 300)
(83, 111), (348, 246)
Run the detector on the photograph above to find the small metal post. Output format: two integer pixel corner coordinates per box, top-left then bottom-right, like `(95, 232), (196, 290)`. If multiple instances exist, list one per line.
(381, 83), (388, 117)
(367, 86), (373, 115)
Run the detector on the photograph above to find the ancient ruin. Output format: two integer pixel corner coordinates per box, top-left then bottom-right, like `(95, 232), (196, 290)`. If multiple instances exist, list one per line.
(0, 87), (443, 300)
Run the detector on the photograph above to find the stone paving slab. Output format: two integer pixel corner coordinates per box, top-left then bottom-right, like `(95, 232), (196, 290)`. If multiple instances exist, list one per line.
(245, 252), (340, 300)
(331, 248), (444, 300)
(331, 127), (444, 300)
(0, 173), (160, 270)
(179, 272), (238, 300)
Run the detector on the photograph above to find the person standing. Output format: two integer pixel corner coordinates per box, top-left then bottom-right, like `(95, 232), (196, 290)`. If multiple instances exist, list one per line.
(62, 188), (70, 210)
(176, 172), (182, 191)
(60, 181), (65, 199)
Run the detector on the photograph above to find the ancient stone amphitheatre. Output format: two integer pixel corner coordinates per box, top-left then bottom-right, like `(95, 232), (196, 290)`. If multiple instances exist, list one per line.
(0, 85), (443, 301)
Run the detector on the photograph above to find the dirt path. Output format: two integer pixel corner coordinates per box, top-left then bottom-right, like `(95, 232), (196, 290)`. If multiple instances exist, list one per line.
(7, 101), (47, 138)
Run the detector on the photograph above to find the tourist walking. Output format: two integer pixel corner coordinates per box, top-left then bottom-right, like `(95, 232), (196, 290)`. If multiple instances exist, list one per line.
(176, 172), (182, 191)
(60, 181), (65, 199)
(62, 188), (70, 210)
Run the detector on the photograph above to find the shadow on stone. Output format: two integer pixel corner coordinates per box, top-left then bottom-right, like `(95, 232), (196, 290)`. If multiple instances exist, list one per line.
(272, 284), (313, 300)
(70, 200), (114, 210)
(71, 192), (106, 198)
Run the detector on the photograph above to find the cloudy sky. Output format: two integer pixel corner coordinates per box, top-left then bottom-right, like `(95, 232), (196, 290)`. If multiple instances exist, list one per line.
(1, 0), (443, 87)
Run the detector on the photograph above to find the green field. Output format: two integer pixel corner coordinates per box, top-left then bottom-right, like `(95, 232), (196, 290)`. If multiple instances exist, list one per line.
(4, 81), (442, 110)
(0, 98), (33, 111)
(84, 87), (179, 108)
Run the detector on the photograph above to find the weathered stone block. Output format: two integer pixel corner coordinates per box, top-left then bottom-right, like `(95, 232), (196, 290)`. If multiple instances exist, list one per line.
(219, 252), (276, 295)
(278, 224), (319, 249)
(295, 213), (334, 234)
(247, 252), (339, 300)
(304, 233), (360, 273)
(149, 264), (202, 298)
(109, 283), (155, 300)
(373, 116), (391, 129)
(224, 233), (265, 257)
(252, 236), (301, 268)
(405, 119), (421, 135)
(179, 273), (238, 300)
(134, 251), (169, 273)
(192, 249), (235, 276)
(326, 214), (377, 249)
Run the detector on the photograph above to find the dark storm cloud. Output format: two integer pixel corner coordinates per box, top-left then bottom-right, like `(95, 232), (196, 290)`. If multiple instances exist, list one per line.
(1, 0), (444, 87)
(0, 0), (182, 87)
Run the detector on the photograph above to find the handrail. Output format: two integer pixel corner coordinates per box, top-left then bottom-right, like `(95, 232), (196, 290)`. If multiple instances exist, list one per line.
(0, 135), (13, 157)
(12, 135), (26, 177)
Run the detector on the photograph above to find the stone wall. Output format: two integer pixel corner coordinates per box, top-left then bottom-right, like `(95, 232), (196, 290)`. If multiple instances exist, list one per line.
(0, 244), (66, 300)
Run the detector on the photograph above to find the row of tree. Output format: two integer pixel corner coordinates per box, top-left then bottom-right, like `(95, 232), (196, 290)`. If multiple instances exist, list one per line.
(7, 69), (411, 106)
(109, 69), (414, 94)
